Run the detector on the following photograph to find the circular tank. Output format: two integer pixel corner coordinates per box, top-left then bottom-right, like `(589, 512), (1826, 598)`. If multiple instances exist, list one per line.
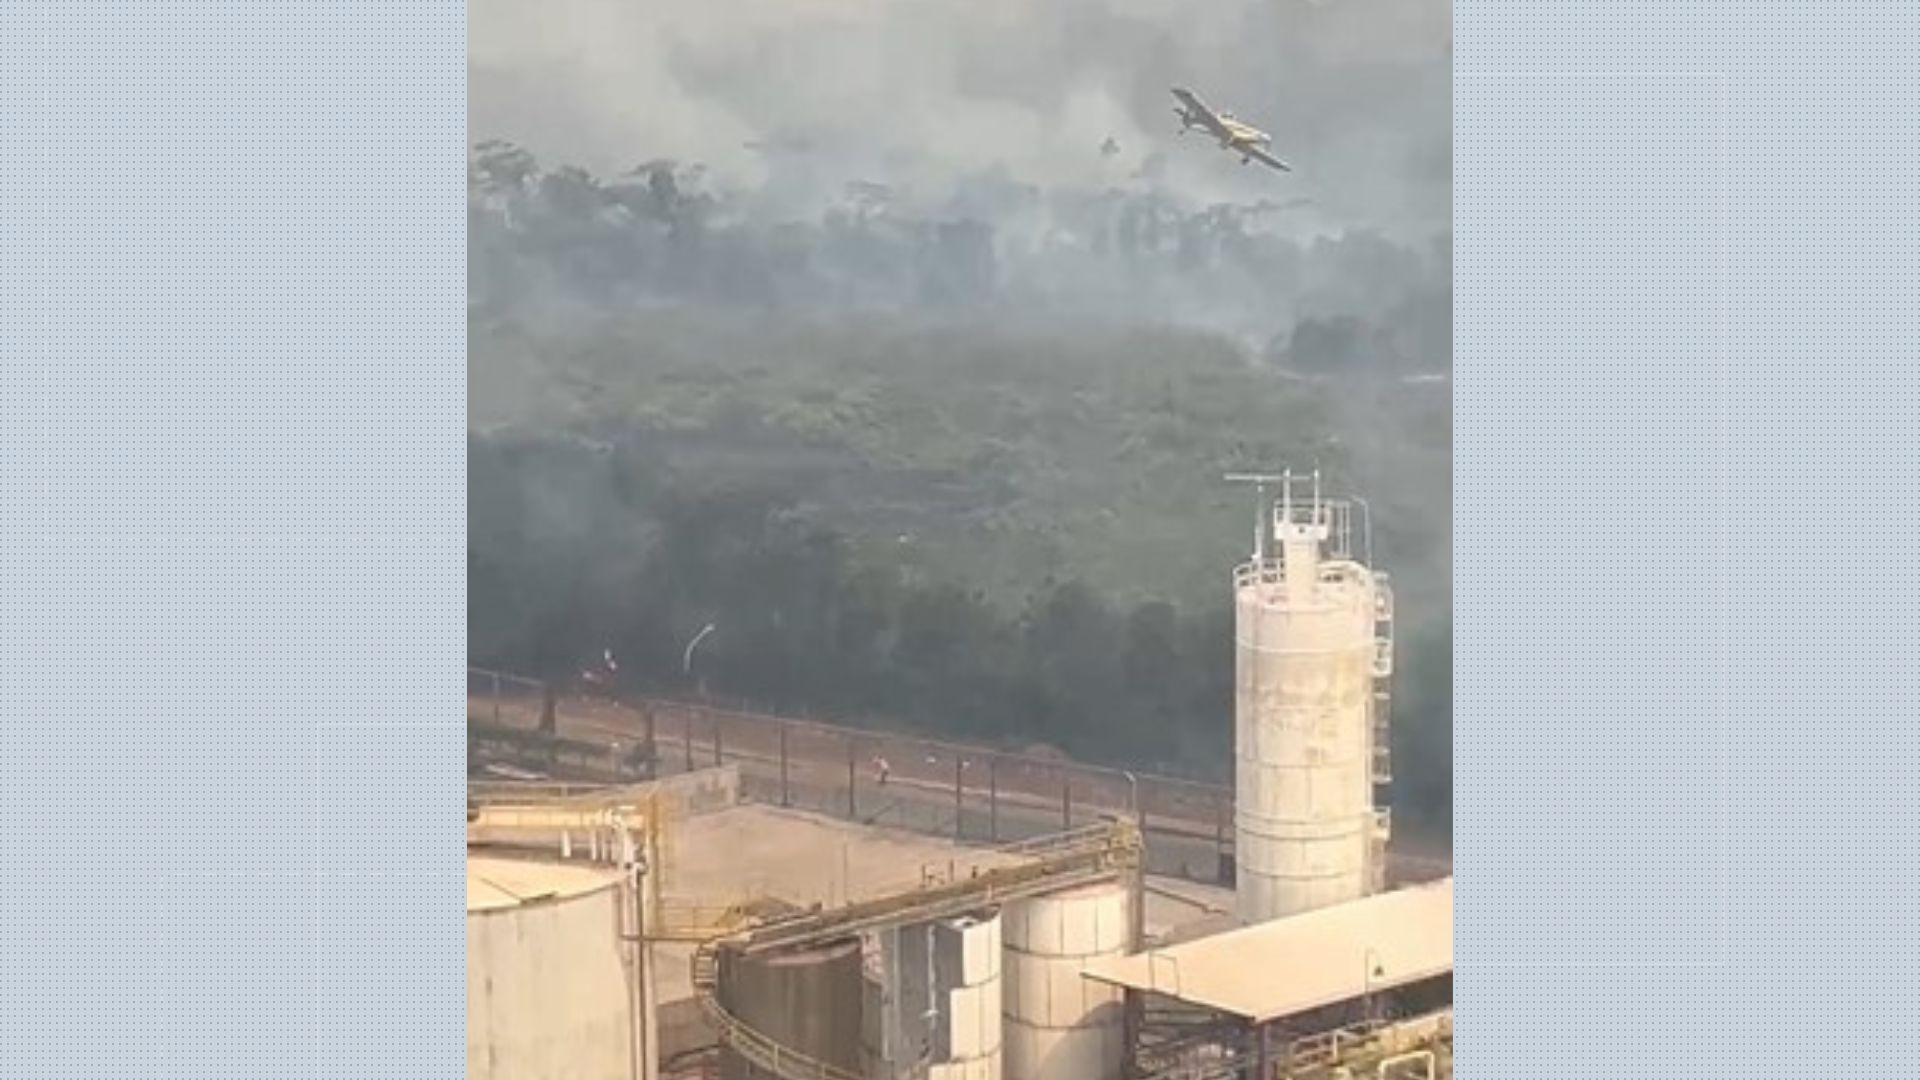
(933, 911), (1003, 1080)
(1002, 883), (1130, 1080)
(1234, 551), (1379, 923)
(467, 856), (638, 1080)
(717, 936), (865, 1080)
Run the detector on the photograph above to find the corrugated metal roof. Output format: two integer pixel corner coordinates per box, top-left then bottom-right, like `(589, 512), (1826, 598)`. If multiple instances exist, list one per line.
(1081, 877), (1453, 1023)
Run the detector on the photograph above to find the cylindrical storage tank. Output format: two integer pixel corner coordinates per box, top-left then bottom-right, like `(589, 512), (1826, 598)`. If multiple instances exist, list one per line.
(1002, 883), (1131, 1080)
(865, 910), (1003, 1080)
(928, 910), (1003, 1080)
(716, 937), (865, 1080)
(468, 857), (641, 1080)
(1235, 542), (1379, 924)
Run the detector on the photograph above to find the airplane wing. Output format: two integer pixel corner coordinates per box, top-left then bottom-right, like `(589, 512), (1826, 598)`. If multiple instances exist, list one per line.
(1244, 144), (1293, 173)
(1171, 87), (1234, 140)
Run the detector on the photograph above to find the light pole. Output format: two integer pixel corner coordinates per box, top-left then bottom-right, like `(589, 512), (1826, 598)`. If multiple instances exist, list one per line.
(1363, 947), (1385, 1026)
(682, 623), (716, 700)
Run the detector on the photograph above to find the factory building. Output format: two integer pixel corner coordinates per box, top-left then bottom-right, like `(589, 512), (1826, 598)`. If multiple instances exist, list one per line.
(466, 470), (1448, 1080)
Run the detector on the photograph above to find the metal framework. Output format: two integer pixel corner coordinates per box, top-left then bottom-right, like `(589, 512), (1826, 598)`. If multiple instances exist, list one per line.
(689, 819), (1144, 1080)
(1129, 1010), (1453, 1080)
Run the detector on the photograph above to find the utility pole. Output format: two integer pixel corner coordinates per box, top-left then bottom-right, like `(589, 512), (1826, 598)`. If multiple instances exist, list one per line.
(682, 623), (716, 703)
(1224, 471), (1289, 563)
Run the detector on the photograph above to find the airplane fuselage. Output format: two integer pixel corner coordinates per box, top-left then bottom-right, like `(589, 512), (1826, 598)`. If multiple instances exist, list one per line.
(1176, 108), (1272, 149)
(1216, 116), (1272, 147)
(1170, 87), (1290, 171)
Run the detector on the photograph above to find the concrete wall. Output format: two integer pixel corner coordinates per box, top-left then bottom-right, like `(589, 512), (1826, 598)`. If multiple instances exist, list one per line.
(469, 882), (637, 1080)
(468, 767), (740, 854)
(557, 765), (740, 819)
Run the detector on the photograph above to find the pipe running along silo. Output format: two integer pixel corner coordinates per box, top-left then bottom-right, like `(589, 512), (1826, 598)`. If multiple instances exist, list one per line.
(715, 936), (866, 1080)
(1231, 470), (1393, 924)
(1002, 883), (1132, 1080)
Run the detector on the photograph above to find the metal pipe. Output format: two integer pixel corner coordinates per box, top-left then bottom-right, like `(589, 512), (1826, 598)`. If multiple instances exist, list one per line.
(922, 922), (938, 1068)
(988, 757), (998, 842)
(1350, 495), (1375, 569)
(637, 849), (660, 1076)
(1365, 947), (1384, 1024)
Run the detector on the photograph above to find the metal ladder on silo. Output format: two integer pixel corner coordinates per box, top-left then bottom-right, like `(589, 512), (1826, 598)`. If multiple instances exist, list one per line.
(1369, 573), (1395, 893)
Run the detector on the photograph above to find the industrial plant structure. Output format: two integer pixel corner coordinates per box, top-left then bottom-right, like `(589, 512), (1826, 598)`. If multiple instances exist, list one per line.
(465, 470), (1450, 1080)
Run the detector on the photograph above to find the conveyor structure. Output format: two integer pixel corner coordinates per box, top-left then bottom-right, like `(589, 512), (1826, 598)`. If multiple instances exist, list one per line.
(690, 820), (1145, 1080)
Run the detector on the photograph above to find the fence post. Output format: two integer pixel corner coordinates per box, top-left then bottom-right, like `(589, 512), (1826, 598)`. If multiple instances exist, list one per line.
(954, 755), (964, 842)
(490, 671), (500, 727)
(1062, 775), (1072, 831)
(988, 757), (998, 843)
(1217, 796), (1231, 886)
(846, 739), (858, 819)
(713, 716), (723, 767)
(780, 725), (790, 807)
(684, 713), (694, 772)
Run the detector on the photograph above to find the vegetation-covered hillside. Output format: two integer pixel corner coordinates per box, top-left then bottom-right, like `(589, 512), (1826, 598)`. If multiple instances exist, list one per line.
(468, 147), (1453, 840)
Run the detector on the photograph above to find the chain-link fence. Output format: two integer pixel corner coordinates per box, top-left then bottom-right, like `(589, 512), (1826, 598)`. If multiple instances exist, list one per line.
(468, 666), (1236, 885)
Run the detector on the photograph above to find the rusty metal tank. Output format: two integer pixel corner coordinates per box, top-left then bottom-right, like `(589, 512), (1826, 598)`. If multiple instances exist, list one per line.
(716, 936), (865, 1079)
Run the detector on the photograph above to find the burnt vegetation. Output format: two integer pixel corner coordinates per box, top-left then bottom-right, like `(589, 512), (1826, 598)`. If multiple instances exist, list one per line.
(469, 145), (1452, 841)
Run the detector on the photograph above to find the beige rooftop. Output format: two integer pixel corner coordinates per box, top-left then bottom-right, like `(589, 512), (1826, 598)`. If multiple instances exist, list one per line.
(1082, 877), (1453, 1023)
(467, 855), (623, 913)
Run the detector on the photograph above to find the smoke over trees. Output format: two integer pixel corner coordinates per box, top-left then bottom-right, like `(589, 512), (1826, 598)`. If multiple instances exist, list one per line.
(469, 0), (1451, 841)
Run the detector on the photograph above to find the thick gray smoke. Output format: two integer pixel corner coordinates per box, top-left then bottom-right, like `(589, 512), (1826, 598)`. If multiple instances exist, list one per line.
(470, 0), (1451, 235)
(469, 0), (1453, 630)
(470, 0), (1451, 817)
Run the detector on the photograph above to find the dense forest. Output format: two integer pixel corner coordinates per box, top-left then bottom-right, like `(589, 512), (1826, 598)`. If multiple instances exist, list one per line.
(469, 145), (1453, 841)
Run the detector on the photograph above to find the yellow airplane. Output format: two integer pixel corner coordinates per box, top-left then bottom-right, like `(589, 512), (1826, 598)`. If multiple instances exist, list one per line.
(1171, 87), (1292, 172)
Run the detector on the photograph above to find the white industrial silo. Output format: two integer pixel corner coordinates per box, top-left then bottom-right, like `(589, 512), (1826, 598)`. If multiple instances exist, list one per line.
(1229, 470), (1393, 925)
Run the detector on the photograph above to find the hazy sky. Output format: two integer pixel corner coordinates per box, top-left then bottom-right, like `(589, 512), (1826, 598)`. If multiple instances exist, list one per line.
(470, 0), (1451, 233)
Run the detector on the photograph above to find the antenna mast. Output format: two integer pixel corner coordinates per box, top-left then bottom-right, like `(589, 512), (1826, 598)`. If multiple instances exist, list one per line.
(1225, 471), (1289, 563)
